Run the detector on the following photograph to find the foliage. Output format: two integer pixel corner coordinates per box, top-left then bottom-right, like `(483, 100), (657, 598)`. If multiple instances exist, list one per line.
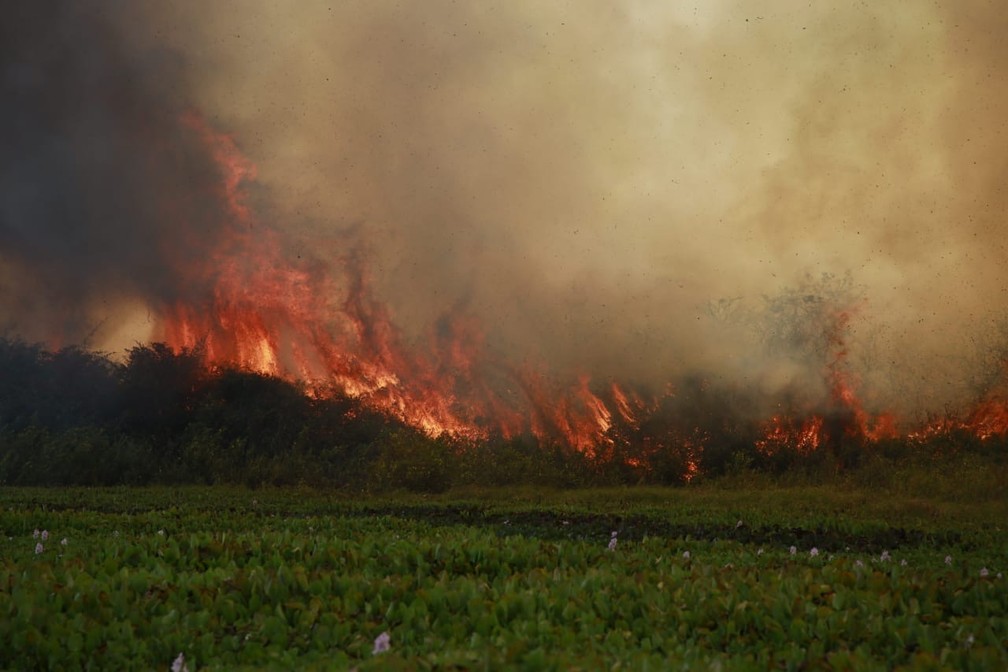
(1, 336), (1006, 491)
(0, 486), (1005, 670)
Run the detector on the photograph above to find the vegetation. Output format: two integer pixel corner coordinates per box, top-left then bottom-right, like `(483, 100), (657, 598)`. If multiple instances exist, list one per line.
(1, 337), (1006, 492)
(1, 485), (1005, 670)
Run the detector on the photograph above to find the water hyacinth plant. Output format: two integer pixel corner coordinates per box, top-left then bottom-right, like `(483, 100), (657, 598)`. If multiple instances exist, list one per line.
(171, 652), (189, 672)
(372, 631), (391, 655)
(0, 485), (1005, 669)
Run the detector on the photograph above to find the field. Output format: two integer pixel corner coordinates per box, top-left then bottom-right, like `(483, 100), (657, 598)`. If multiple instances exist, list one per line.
(2, 482), (1006, 671)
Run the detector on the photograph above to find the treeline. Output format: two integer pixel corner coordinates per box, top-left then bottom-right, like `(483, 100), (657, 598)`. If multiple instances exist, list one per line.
(1, 338), (1003, 492)
(0, 339), (602, 490)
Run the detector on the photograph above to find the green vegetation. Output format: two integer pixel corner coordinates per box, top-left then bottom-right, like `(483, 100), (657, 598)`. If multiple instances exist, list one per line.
(1, 485), (1005, 670)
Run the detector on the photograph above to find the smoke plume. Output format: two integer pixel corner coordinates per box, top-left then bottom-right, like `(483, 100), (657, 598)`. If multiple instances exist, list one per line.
(3, 1), (1008, 420)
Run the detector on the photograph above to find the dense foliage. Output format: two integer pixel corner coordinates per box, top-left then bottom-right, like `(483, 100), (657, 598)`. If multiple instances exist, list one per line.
(0, 337), (1005, 491)
(1, 486), (1005, 670)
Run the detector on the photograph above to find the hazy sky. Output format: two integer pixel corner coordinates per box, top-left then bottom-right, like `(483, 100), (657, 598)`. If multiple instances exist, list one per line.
(3, 1), (1007, 417)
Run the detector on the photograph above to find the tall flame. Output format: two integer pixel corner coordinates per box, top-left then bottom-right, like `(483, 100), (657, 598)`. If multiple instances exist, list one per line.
(154, 114), (1008, 465)
(157, 114), (628, 449)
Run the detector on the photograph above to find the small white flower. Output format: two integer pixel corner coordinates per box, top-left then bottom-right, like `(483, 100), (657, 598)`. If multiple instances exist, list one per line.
(33, 529), (40, 539)
(789, 546), (796, 556)
(40, 530), (49, 541)
(945, 555), (952, 566)
(158, 529), (165, 536)
(880, 550), (891, 563)
(607, 531), (618, 552)
(980, 568), (989, 578)
(373, 631), (391, 655)
(736, 520), (743, 529)
(34, 542), (43, 554)
(757, 548), (764, 556)
(61, 538), (68, 546)
(855, 559), (864, 569)
(113, 530), (120, 538)
(965, 633), (975, 649)
(809, 547), (819, 558)
(682, 550), (690, 560)
(171, 652), (189, 672)
(998, 572), (1003, 580)
(900, 559), (907, 567)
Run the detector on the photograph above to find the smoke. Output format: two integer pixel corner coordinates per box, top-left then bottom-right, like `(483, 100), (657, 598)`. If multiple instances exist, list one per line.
(3, 1), (1008, 418)
(0, 2), (248, 347)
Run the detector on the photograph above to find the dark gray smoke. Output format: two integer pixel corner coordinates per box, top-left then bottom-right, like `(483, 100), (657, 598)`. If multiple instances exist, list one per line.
(0, 2), (236, 346)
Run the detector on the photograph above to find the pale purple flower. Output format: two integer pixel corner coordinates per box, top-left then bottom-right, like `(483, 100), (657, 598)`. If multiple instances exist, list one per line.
(880, 550), (890, 563)
(40, 530), (49, 541)
(682, 550), (690, 560)
(945, 555), (952, 566)
(373, 631), (391, 655)
(171, 652), (189, 672)
(789, 546), (796, 556)
(34, 542), (43, 554)
(980, 568), (989, 578)
(607, 531), (618, 552)
(32, 529), (40, 539)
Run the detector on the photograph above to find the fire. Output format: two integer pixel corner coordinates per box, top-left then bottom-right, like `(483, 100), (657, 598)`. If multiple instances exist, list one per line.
(756, 415), (823, 456)
(156, 113), (633, 449)
(148, 114), (1006, 473)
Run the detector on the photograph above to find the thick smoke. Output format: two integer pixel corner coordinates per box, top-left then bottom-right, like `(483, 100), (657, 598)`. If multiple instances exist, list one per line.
(0, 2), (248, 347)
(3, 1), (1008, 419)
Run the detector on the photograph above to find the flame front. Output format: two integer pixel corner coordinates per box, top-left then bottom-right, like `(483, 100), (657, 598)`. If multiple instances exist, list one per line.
(155, 114), (627, 448)
(153, 115), (1008, 467)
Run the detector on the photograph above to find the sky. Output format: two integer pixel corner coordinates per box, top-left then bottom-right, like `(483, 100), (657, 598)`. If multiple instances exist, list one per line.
(2, 1), (1007, 419)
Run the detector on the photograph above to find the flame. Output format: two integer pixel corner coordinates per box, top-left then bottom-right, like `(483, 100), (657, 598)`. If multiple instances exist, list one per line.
(156, 113), (640, 449)
(967, 398), (1008, 439)
(756, 415), (823, 456)
(149, 114), (1007, 472)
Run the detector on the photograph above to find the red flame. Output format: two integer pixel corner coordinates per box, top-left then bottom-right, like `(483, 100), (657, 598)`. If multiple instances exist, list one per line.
(150, 114), (1006, 468)
(755, 415), (821, 456)
(156, 114), (628, 449)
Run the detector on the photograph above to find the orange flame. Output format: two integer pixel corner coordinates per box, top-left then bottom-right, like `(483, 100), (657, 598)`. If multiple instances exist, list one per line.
(153, 114), (1007, 468)
(156, 113), (638, 450)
